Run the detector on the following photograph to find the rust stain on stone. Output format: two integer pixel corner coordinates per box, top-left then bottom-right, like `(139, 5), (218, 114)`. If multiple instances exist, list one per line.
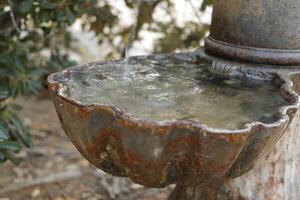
(166, 136), (199, 152)
(86, 128), (115, 157)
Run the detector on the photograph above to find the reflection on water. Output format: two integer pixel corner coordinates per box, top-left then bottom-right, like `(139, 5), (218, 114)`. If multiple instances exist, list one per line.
(64, 61), (289, 129)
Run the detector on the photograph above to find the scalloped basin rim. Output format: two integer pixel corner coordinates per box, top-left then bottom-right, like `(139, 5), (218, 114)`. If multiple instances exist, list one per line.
(47, 56), (299, 133)
(47, 53), (300, 187)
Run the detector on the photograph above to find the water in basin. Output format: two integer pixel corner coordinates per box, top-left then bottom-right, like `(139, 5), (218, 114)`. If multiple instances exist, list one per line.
(63, 61), (289, 130)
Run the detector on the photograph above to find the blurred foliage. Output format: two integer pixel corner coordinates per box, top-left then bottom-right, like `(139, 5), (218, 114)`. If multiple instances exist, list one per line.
(0, 0), (212, 164)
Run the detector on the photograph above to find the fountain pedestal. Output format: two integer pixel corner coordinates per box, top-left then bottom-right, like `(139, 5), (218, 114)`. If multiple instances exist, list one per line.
(169, 179), (225, 200)
(48, 51), (300, 200)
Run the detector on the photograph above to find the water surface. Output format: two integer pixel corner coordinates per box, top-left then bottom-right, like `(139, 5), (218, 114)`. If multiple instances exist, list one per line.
(63, 61), (289, 129)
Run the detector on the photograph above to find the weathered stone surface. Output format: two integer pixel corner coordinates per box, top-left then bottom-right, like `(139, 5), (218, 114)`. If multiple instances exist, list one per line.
(225, 110), (300, 200)
(48, 51), (300, 199)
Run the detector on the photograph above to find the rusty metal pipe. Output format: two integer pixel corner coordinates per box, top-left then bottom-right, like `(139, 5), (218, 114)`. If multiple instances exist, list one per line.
(205, 0), (300, 65)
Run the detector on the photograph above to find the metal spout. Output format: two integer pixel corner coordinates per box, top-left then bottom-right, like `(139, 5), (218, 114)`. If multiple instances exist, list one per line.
(205, 0), (300, 65)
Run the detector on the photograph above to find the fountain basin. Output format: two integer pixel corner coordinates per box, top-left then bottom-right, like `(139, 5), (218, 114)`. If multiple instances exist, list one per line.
(48, 52), (299, 188)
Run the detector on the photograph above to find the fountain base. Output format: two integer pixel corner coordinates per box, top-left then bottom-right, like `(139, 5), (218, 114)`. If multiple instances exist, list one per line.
(168, 180), (226, 200)
(48, 49), (300, 200)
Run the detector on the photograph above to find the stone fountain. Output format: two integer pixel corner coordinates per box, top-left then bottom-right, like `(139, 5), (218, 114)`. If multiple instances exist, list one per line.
(48, 0), (300, 199)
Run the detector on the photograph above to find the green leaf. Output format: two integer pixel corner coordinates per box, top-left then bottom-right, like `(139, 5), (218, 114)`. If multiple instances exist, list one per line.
(0, 87), (9, 101)
(201, 0), (212, 11)
(0, 150), (20, 165)
(0, 152), (7, 163)
(66, 8), (75, 24)
(10, 103), (22, 111)
(27, 80), (41, 94)
(19, 0), (33, 13)
(39, 0), (56, 10)
(13, 56), (24, 72)
(0, 104), (7, 112)
(0, 140), (21, 151)
(27, 67), (43, 78)
(10, 86), (19, 98)
(0, 53), (11, 65)
(9, 114), (31, 147)
(0, 124), (9, 140)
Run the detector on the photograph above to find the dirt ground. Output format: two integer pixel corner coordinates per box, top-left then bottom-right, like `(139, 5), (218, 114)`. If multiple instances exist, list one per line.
(0, 93), (172, 200)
